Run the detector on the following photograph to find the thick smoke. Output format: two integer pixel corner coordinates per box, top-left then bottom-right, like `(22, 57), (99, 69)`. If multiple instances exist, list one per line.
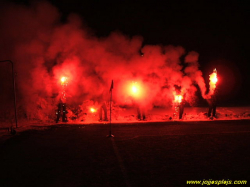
(0, 1), (209, 121)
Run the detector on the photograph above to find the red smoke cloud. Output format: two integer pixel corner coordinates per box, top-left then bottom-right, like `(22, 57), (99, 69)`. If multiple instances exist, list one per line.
(0, 1), (210, 121)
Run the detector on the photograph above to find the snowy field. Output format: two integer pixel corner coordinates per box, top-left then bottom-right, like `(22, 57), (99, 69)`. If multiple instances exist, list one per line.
(111, 106), (250, 122)
(1, 106), (250, 130)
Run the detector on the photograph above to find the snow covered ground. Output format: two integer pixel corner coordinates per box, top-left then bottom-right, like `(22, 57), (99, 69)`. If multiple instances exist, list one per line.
(1, 106), (249, 130)
(106, 106), (250, 123)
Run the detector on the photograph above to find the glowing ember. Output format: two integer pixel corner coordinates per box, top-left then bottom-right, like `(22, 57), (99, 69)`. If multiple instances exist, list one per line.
(90, 108), (96, 113)
(174, 95), (183, 104)
(209, 68), (218, 95)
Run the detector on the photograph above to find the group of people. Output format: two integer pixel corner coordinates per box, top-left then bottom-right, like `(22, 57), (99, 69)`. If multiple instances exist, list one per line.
(55, 98), (217, 122)
(55, 90), (218, 123)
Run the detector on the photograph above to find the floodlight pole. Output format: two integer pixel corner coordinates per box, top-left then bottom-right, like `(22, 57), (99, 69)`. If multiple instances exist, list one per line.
(0, 60), (18, 128)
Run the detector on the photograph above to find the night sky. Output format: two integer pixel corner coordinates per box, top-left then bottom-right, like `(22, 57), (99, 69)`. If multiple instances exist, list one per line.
(3, 0), (250, 105)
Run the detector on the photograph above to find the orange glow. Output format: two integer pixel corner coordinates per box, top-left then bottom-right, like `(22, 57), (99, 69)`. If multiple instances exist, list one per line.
(90, 108), (96, 113)
(174, 95), (183, 104)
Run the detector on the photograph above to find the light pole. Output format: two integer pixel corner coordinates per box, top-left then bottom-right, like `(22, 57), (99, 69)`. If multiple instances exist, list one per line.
(0, 60), (18, 129)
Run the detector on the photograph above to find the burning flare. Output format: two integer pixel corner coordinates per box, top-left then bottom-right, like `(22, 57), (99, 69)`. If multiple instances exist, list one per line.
(132, 84), (139, 94)
(129, 82), (141, 98)
(61, 76), (68, 85)
(172, 92), (184, 119)
(209, 68), (218, 95)
(90, 107), (96, 113)
(174, 95), (183, 104)
(60, 76), (68, 103)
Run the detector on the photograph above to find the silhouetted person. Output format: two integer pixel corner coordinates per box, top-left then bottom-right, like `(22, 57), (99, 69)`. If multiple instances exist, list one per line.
(135, 103), (146, 121)
(99, 101), (108, 121)
(207, 89), (218, 119)
(95, 93), (108, 121)
(56, 103), (68, 123)
(174, 85), (185, 119)
(207, 95), (217, 118)
(56, 77), (68, 123)
(179, 96), (185, 119)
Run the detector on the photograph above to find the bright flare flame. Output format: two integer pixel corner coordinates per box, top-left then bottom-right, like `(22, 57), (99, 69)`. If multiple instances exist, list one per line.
(90, 108), (96, 113)
(60, 76), (68, 103)
(210, 69), (218, 84)
(61, 76), (68, 86)
(174, 95), (183, 104)
(125, 81), (145, 101)
(130, 82), (141, 97)
(61, 76), (66, 83)
(132, 85), (138, 94)
(209, 68), (218, 95)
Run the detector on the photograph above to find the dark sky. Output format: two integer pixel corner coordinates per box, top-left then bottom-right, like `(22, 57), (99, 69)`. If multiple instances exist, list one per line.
(6, 0), (250, 105)
(48, 1), (249, 55)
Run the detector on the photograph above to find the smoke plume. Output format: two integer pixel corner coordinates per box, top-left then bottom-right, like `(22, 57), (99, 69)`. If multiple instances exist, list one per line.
(0, 1), (209, 121)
